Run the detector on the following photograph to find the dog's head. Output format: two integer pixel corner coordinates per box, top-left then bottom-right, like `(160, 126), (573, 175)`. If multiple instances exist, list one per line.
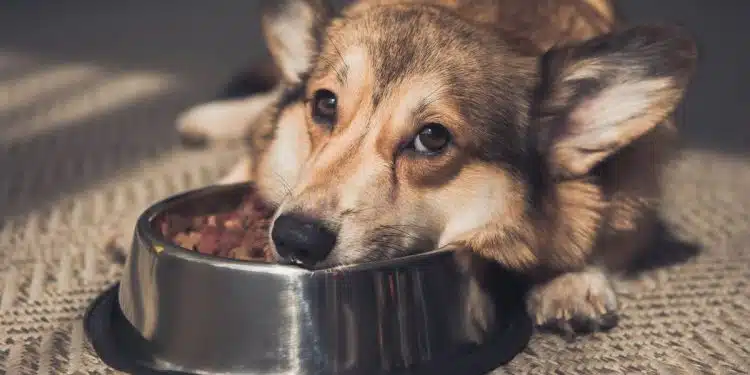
(254, 0), (696, 270)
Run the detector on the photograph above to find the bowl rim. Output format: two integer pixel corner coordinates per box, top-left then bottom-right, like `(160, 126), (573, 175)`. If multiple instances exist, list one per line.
(136, 182), (464, 276)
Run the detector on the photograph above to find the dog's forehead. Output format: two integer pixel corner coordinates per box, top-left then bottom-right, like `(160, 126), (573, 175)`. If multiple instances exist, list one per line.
(306, 5), (536, 163)
(313, 6), (523, 95)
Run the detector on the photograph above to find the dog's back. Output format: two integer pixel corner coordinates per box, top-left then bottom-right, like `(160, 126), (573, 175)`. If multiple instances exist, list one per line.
(347, 0), (616, 53)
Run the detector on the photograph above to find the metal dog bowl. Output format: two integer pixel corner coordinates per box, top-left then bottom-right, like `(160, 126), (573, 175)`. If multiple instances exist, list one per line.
(84, 183), (532, 375)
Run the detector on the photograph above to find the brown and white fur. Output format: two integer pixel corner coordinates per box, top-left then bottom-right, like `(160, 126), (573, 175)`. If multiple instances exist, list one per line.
(176, 0), (697, 335)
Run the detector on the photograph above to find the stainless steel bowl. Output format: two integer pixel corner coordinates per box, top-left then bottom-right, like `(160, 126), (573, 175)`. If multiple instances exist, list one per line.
(84, 183), (532, 375)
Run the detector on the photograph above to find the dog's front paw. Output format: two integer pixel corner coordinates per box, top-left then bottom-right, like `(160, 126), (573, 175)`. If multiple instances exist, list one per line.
(526, 268), (619, 337)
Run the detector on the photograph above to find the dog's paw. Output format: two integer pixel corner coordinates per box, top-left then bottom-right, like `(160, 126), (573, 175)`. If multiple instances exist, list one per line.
(526, 268), (619, 338)
(176, 89), (281, 148)
(216, 157), (253, 185)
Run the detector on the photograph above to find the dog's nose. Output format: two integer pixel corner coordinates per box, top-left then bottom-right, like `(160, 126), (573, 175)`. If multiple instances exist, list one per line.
(271, 213), (337, 267)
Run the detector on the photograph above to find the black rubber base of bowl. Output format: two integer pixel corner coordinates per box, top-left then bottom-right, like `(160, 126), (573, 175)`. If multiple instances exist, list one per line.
(85, 283), (532, 375)
(84, 284), (189, 375)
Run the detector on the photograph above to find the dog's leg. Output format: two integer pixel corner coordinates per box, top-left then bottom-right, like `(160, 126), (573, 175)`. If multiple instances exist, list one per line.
(177, 87), (282, 147)
(526, 267), (619, 337)
(453, 250), (497, 344)
(217, 156), (254, 185)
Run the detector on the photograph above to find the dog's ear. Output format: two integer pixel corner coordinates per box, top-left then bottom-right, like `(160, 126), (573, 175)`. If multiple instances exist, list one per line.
(261, 0), (334, 84)
(534, 25), (697, 179)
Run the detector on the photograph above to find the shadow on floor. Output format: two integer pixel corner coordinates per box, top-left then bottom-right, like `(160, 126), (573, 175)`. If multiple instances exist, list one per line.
(0, 1), (270, 223)
(625, 219), (703, 277)
(0, 87), (186, 220)
(0, 0), (747, 228)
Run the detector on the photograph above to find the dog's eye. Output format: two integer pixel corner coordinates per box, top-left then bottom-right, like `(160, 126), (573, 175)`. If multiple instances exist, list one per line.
(412, 123), (451, 155)
(311, 89), (337, 127)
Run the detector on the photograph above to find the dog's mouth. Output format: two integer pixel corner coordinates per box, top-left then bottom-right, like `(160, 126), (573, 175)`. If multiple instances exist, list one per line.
(268, 226), (437, 270)
(359, 240), (436, 264)
(276, 255), (306, 267)
(274, 249), (324, 268)
(324, 226), (437, 267)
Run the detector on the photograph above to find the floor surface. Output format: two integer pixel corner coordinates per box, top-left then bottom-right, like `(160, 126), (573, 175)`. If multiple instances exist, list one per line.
(0, 1), (748, 374)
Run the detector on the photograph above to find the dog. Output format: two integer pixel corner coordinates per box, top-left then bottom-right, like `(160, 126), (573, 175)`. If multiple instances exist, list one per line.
(175, 0), (697, 335)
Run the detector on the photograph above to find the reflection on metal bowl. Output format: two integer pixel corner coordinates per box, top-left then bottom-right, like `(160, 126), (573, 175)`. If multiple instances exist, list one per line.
(85, 183), (532, 375)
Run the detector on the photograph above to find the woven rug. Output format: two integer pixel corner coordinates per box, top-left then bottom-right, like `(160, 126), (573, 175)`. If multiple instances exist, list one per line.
(0, 1), (748, 374)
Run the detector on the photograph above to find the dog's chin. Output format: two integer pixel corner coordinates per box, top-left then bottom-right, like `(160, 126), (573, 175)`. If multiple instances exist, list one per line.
(268, 250), (402, 270)
(271, 254), (349, 271)
(267, 239), (434, 270)
(324, 243), (434, 268)
(266, 245), (358, 270)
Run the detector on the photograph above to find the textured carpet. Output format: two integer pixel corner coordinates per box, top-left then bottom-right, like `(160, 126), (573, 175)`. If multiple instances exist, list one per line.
(0, 1), (748, 374)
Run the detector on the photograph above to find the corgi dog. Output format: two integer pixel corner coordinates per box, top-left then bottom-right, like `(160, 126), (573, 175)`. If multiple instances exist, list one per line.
(175, 0), (697, 335)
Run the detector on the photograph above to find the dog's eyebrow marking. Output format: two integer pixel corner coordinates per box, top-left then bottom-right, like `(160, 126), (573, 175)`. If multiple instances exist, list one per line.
(335, 63), (349, 85)
(414, 85), (445, 117)
(372, 85), (385, 109)
(327, 35), (349, 85)
(312, 34), (351, 86)
(312, 55), (350, 86)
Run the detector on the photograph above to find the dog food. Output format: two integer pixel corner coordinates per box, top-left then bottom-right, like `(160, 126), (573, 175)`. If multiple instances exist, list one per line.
(159, 191), (275, 262)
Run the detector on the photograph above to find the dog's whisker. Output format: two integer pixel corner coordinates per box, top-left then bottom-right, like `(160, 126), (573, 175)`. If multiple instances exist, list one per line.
(271, 171), (294, 199)
(367, 224), (435, 257)
(340, 206), (382, 216)
(376, 224), (432, 236)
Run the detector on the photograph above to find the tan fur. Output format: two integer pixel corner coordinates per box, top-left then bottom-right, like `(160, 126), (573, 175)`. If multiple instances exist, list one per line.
(342, 0), (616, 53)
(181, 0), (696, 334)
(253, 0), (673, 272)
